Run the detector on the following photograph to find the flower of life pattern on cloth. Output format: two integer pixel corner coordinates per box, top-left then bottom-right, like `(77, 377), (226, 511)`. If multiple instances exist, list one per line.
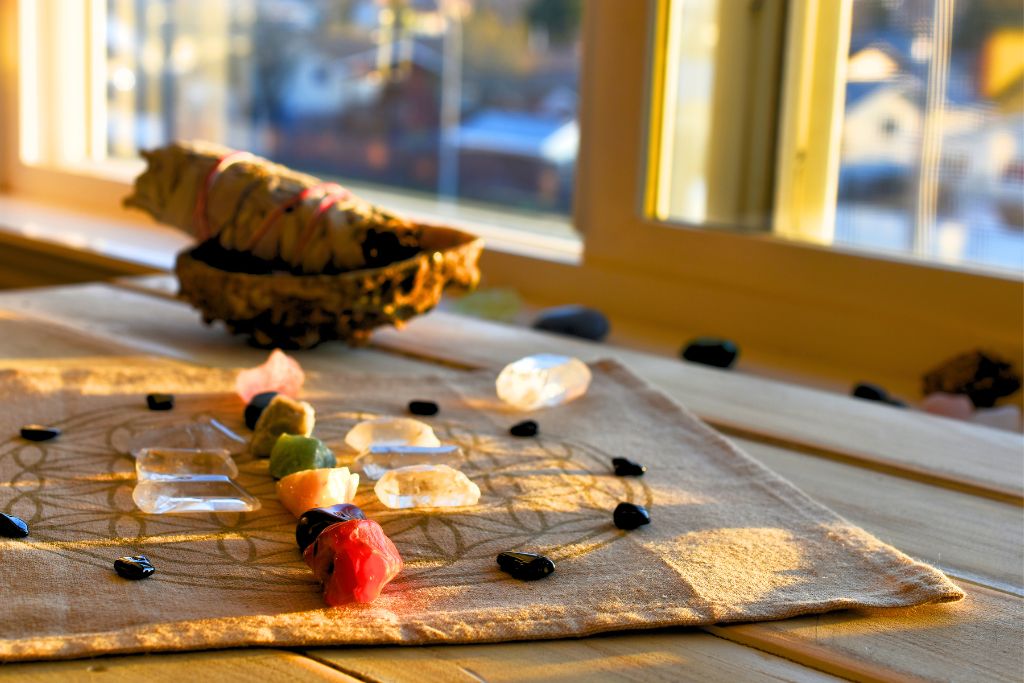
(0, 361), (961, 662)
(0, 394), (646, 594)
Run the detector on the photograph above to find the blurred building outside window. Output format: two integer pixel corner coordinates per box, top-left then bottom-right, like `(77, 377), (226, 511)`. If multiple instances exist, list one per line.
(835, 0), (1024, 273)
(657, 0), (1023, 274)
(105, 0), (582, 240)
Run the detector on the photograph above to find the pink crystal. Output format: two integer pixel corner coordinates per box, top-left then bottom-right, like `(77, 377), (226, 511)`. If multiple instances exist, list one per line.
(235, 349), (305, 402)
(921, 392), (974, 421)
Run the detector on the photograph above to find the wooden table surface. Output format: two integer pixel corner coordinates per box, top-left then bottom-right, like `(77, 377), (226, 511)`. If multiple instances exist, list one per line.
(0, 276), (1020, 683)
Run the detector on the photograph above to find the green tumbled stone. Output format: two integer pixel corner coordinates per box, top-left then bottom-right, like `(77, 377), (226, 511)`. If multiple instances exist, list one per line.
(269, 434), (336, 480)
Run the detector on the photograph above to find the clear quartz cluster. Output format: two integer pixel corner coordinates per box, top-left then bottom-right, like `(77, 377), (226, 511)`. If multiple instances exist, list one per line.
(496, 354), (592, 411)
(355, 445), (463, 481)
(344, 417), (440, 452)
(374, 464), (481, 509)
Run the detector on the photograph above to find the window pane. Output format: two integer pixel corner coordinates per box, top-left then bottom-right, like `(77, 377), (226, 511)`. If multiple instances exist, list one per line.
(836, 0), (1024, 273)
(105, 0), (581, 226)
(650, 0), (786, 229)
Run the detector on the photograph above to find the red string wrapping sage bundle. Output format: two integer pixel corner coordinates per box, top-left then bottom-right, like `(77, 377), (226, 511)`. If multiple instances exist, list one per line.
(124, 140), (421, 274)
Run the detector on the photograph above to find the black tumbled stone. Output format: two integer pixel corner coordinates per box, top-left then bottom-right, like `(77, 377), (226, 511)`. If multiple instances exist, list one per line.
(613, 502), (651, 530)
(20, 425), (60, 442)
(612, 457), (646, 476)
(408, 400), (439, 416)
(113, 555), (156, 580)
(509, 420), (539, 437)
(0, 513), (29, 538)
(680, 337), (739, 369)
(852, 382), (906, 408)
(497, 551), (555, 581)
(852, 382), (887, 401)
(296, 503), (367, 553)
(244, 391), (279, 430)
(533, 305), (610, 342)
(146, 393), (175, 411)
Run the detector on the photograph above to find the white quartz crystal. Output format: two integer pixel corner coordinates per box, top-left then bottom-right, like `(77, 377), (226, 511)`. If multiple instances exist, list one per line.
(496, 354), (592, 410)
(133, 476), (261, 514)
(344, 417), (441, 453)
(355, 445), (463, 480)
(374, 464), (481, 509)
(135, 447), (238, 481)
(125, 419), (247, 457)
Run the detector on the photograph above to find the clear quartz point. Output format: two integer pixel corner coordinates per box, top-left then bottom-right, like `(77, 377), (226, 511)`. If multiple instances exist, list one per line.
(355, 445), (463, 481)
(135, 448), (239, 481)
(496, 354), (592, 410)
(344, 417), (441, 453)
(374, 464), (481, 509)
(125, 419), (247, 457)
(132, 476), (261, 514)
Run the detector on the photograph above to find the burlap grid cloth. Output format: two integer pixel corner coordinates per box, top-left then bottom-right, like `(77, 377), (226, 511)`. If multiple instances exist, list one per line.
(0, 360), (962, 661)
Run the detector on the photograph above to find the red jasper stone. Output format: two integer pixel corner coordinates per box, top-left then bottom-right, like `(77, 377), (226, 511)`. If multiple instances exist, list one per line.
(302, 519), (403, 605)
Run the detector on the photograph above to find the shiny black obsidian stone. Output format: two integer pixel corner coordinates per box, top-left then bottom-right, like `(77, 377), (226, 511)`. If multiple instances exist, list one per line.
(613, 502), (651, 530)
(497, 551), (555, 581)
(114, 555), (156, 580)
(851, 382), (906, 408)
(680, 337), (739, 369)
(532, 305), (610, 342)
(612, 457), (646, 477)
(852, 382), (887, 401)
(408, 400), (439, 416)
(19, 425), (60, 442)
(244, 391), (279, 429)
(146, 393), (175, 411)
(296, 503), (367, 553)
(0, 513), (29, 538)
(509, 420), (539, 437)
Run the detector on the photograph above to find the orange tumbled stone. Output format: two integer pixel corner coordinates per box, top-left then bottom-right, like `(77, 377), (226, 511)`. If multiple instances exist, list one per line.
(276, 467), (359, 518)
(303, 519), (403, 605)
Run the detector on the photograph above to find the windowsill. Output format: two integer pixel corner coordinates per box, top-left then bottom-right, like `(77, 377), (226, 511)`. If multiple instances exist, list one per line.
(3, 156), (584, 267)
(0, 194), (189, 272)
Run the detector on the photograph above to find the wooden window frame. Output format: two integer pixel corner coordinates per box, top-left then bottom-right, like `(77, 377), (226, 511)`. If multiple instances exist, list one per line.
(1, 0), (1021, 387)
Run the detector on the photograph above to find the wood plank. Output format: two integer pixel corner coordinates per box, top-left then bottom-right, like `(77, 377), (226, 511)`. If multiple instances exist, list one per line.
(734, 438), (1023, 593)
(365, 311), (1022, 502)
(306, 631), (845, 683)
(0, 649), (359, 683)
(708, 582), (1023, 683)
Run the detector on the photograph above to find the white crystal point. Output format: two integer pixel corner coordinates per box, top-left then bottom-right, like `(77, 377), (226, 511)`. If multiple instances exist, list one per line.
(496, 354), (592, 410)
(135, 447), (238, 481)
(344, 417), (441, 453)
(374, 464), (481, 509)
(355, 445), (463, 480)
(125, 419), (247, 457)
(132, 476), (261, 514)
